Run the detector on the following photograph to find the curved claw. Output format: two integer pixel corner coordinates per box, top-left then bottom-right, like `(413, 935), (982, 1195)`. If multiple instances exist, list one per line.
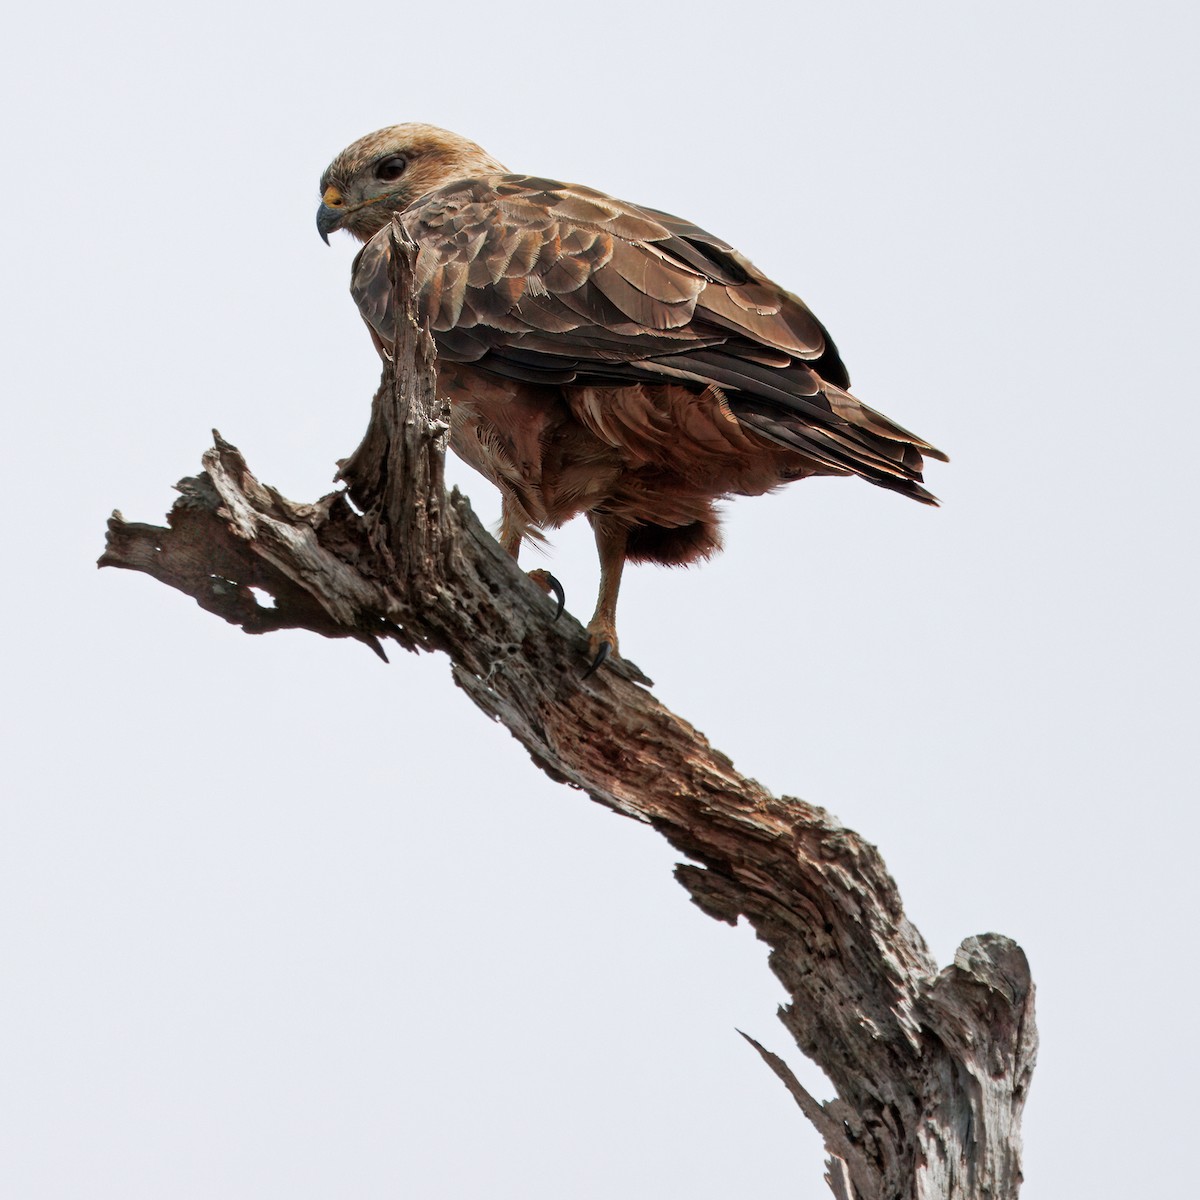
(545, 572), (565, 621)
(582, 640), (611, 679)
(526, 569), (565, 620)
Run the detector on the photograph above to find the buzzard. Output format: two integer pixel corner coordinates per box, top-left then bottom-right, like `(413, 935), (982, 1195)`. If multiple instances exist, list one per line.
(317, 124), (945, 671)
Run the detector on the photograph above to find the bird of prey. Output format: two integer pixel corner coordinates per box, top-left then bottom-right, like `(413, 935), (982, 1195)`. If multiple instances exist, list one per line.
(317, 124), (946, 672)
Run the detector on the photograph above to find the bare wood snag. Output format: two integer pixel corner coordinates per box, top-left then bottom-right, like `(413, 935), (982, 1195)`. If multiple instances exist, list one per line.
(100, 221), (1035, 1200)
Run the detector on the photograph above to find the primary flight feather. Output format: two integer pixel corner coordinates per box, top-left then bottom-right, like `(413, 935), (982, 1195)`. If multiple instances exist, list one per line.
(317, 123), (946, 669)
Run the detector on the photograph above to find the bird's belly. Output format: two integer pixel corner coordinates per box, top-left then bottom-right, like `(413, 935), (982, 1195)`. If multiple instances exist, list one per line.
(437, 362), (622, 528)
(566, 382), (802, 503)
(437, 364), (809, 536)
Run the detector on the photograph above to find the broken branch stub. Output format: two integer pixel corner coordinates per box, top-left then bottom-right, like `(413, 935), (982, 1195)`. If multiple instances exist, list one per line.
(99, 218), (1036, 1199)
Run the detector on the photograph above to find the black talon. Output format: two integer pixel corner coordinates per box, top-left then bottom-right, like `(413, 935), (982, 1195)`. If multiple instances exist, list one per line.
(544, 572), (566, 620)
(582, 640), (611, 679)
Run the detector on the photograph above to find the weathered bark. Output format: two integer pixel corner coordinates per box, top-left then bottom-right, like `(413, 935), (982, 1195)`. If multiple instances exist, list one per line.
(99, 220), (1036, 1200)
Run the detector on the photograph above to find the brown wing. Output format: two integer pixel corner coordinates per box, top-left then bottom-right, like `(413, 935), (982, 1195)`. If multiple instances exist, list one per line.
(350, 175), (946, 500)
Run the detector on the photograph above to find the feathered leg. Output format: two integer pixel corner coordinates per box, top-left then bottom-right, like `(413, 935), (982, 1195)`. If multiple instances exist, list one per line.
(498, 496), (526, 557)
(584, 515), (628, 676)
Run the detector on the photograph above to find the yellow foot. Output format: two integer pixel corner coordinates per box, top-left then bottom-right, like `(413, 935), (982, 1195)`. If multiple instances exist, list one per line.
(526, 569), (565, 619)
(583, 619), (620, 678)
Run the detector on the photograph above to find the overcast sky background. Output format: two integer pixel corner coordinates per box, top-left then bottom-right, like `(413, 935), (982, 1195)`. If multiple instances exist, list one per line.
(3, 2), (1197, 1196)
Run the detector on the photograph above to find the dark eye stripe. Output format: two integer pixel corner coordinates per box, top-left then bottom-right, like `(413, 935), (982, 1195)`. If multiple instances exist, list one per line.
(374, 155), (407, 183)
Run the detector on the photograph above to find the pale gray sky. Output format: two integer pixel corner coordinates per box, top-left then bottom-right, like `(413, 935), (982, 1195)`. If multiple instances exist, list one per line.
(4, 2), (1197, 1196)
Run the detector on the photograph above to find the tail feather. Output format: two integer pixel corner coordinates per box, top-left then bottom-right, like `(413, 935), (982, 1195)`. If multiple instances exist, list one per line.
(732, 382), (945, 506)
(827, 386), (949, 464)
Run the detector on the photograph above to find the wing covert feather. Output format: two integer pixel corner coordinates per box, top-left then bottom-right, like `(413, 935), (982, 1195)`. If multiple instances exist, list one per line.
(349, 175), (940, 488)
(353, 176), (842, 388)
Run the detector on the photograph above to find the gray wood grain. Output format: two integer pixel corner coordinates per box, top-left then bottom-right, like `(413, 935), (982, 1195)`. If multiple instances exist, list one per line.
(100, 219), (1036, 1200)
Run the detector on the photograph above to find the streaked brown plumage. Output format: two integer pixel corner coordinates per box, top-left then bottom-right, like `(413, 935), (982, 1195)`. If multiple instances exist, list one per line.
(317, 123), (946, 665)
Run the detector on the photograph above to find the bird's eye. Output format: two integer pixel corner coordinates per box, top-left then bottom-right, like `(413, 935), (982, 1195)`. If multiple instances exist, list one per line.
(374, 155), (407, 183)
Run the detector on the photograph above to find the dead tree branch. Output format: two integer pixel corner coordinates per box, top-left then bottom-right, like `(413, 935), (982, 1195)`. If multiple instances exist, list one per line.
(99, 220), (1036, 1200)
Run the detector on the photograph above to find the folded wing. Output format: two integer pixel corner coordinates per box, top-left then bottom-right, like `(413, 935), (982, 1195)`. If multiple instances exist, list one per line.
(351, 175), (946, 502)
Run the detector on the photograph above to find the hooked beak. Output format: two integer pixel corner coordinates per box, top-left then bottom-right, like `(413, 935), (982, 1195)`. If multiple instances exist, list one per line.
(316, 185), (346, 245)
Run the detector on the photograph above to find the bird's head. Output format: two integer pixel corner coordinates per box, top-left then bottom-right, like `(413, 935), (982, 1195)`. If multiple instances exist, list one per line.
(316, 123), (508, 244)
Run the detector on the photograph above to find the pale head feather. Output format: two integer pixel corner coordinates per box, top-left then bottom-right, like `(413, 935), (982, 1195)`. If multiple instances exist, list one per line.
(319, 123), (509, 242)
